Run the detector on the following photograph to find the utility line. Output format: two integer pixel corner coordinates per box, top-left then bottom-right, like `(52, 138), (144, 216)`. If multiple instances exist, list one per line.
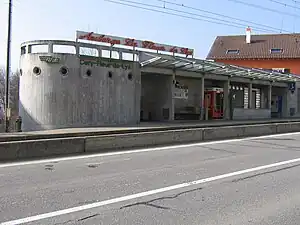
(156, 0), (292, 33)
(105, 0), (289, 33)
(267, 0), (300, 10)
(227, 0), (300, 18)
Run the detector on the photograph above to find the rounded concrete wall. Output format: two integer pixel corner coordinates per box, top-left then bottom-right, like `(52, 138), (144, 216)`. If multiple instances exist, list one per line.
(19, 40), (141, 131)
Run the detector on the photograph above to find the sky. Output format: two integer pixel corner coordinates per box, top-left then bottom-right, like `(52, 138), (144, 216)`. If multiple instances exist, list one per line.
(0, 0), (300, 70)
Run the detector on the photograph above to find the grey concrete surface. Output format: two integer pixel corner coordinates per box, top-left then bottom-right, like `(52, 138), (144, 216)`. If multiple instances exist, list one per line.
(1, 133), (300, 224)
(1, 122), (300, 161)
(85, 128), (204, 152)
(0, 118), (299, 142)
(0, 137), (85, 161)
(20, 40), (141, 131)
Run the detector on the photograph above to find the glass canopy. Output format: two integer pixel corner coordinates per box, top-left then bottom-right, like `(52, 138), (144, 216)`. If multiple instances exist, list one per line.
(140, 53), (300, 82)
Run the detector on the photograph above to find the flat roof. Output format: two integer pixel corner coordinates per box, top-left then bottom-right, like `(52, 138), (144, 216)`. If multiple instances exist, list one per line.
(140, 53), (300, 82)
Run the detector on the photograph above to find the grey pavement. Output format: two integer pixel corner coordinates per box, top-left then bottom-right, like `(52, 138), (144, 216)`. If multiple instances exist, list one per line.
(0, 118), (299, 139)
(1, 133), (300, 224)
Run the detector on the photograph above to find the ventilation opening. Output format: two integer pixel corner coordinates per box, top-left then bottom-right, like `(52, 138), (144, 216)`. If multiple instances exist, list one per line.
(128, 72), (133, 80)
(86, 69), (92, 77)
(60, 66), (68, 76)
(33, 67), (41, 75)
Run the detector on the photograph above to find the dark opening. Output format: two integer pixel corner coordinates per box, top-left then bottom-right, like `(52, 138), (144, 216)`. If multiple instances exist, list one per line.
(128, 72), (133, 80)
(60, 66), (68, 76)
(33, 67), (41, 75)
(86, 69), (92, 77)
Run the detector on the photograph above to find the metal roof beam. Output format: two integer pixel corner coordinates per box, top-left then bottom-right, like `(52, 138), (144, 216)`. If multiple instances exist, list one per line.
(139, 53), (300, 82)
(140, 56), (162, 67)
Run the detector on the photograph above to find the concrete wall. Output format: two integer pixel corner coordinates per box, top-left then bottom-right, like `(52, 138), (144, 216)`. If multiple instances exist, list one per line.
(286, 82), (300, 117)
(141, 73), (173, 121)
(174, 76), (202, 114)
(19, 53), (141, 131)
(232, 108), (271, 120)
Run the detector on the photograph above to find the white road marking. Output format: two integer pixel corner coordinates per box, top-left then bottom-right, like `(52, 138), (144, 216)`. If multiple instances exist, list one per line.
(1, 157), (300, 225)
(0, 131), (299, 169)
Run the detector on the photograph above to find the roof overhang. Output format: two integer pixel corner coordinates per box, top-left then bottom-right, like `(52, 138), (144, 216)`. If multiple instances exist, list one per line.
(140, 53), (300, 82)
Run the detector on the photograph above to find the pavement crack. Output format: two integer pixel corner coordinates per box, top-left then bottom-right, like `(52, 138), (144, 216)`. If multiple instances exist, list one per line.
(77, 213), (100, 221)
(232, 163), (300, 183)
(201, 146), (237, 154)
(120, 187), (203, 210)
(248, 140), (300, 151)
(54, 220), (73, 225)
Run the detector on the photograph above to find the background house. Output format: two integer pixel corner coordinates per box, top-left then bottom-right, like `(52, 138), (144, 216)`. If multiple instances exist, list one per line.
(206, 28), (300, 75)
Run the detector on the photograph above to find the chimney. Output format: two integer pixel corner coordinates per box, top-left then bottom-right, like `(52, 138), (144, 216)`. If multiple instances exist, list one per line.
(246, 26), (251, 44)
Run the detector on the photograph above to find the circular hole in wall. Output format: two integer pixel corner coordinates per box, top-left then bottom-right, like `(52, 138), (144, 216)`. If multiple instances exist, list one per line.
(128, 72), (133, 80)
(60, 66), (68, 76)
(86, 69), (92, 77)
(108, 71), (113, 78)
(33, 67), (41, 75)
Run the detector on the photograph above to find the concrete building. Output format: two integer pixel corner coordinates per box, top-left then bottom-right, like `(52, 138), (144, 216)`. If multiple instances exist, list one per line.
(19, 31), (300, 131)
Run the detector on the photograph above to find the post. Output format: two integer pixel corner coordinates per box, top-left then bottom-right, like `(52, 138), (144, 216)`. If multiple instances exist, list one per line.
(199, 76), (205, 120)
(223, 80), (230, 120)
(267, 84), (272, 110)
(170, 71), (176, 121)
(5, 0), (12, 132)
(248, 82), (253, 109)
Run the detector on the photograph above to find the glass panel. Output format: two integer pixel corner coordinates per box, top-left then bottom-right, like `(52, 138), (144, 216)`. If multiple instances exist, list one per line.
(244, 88), (249, 109)
(215, 92), (224, 110)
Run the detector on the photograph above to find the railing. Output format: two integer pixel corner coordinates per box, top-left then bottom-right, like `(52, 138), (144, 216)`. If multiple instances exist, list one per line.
(20, 40), (140, 61)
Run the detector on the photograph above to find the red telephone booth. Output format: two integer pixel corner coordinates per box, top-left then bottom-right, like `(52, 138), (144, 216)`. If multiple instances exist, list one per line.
(204, 87), (224, 119)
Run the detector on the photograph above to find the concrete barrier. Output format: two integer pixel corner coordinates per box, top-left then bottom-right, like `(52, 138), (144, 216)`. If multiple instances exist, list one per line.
(0, 137), (85, 161)
(202, 126), (244, 141)
(243, 124), (277, 137)
(85, 128), (203, 152)
(276, 122), (300, 133)
(2, 122), (300, 161)
(1, 118), (300, 143)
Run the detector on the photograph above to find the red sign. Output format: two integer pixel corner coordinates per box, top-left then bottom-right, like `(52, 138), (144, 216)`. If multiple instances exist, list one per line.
(76, 31), (194, 56)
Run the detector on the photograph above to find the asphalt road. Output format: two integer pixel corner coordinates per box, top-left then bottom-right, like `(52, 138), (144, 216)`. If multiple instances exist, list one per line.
(1, 132), (300, 224)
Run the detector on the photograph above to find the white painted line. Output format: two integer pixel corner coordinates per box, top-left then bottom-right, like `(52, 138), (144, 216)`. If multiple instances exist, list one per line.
(2, 156), (300, 225)
(0, 131), (299, 169)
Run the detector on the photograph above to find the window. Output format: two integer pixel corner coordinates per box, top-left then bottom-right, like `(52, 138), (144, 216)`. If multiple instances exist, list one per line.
(270, 48), (283, 53)
(226, 49), (239, 54)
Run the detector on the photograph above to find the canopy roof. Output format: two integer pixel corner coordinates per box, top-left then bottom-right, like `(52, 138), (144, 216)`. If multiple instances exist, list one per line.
(140, 53), (300, 82)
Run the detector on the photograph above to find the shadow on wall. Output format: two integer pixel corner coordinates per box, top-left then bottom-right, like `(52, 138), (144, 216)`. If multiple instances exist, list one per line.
(19, 101), (140, 132)
(19, 101), (44, 131)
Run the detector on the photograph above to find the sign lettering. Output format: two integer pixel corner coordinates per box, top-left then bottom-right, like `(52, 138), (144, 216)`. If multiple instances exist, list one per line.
(80, 57), (132, 70)
(76, 31), (194, 56)
(39, 56), (60, 63)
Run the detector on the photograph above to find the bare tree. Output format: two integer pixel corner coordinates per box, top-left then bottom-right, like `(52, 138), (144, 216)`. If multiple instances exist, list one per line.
(0, 68), (20, 120)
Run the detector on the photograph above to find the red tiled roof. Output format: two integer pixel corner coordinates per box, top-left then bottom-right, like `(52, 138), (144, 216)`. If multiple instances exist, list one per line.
(206, 33), (300, 60)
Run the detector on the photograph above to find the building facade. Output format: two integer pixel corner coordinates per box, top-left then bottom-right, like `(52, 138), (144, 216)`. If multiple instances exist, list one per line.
(19, 31), (300, 131)
(206, 28), (300, 75)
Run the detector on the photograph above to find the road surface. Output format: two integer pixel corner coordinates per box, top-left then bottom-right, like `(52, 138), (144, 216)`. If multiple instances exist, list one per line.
(1, 132), (300, 224)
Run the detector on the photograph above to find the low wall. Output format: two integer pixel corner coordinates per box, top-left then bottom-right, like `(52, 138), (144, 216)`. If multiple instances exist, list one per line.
(233, 108), (271, 120)
(0, 138), (85, 161)
(1, 122), (300, 161)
